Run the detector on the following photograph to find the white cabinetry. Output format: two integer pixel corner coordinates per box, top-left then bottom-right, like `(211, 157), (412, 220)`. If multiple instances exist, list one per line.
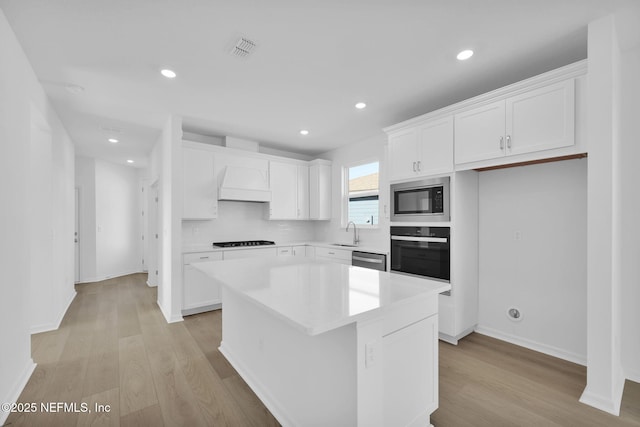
(455, 79), (575, 165)
(223, 247), (278, 260)
(314, 246), (351, 265)
(278, 246), (307, 257)
(269, 161), (309, 220)
(388, 116), (454, 182)
(309, 160), (332, 220)
(183, 145), (217, 220)
(183, 251), (223, 315)
(383, 314), (438, 425)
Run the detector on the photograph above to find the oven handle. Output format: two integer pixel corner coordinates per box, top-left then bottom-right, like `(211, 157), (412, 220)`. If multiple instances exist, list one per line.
(352, 256), (384, 264)
(391, 235), (448, 243)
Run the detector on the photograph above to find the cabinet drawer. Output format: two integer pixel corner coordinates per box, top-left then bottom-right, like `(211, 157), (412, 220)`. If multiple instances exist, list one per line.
(184, 251), (223, 265)
(223, 247), (277, 260)
(314, 246), (351, 261)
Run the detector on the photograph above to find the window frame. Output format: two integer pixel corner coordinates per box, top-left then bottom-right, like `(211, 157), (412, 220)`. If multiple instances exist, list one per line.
(342, 159), (380, 229)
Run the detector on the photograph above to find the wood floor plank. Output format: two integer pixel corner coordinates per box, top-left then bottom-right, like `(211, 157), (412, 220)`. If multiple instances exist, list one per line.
(145, 341), (208, 427)
(76, 388), (120, 427)
(223, 374), (280, 427)
(118, 334), (158, 416)
(120, 404), (164, 427)
(46, 357), (90, 427)
(178, 355), (255, 427)
(82, 350), (119, 398)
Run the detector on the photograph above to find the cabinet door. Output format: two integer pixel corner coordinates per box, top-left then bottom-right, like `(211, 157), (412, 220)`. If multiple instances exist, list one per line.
(309, 163), (332, 220)
(291, 245), (307, 257)
(388, 128), (419, 181)
(183, 147), (217, 219)
(506, 79), (575, 156)
(269, 161), (298, 219)
(417, 116), (454, 177)
(383, 315), (438, 425)
(183, 263), (221, 310)
(297, 165), (310, 219)
(454, 100), (506, 164)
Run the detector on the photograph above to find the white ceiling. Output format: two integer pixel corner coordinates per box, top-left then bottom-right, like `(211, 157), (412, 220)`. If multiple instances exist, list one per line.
(1, 0), (638, 167)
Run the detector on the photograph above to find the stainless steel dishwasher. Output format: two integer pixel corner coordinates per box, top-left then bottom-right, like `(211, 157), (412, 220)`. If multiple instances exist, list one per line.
(352, 251), (387, 271)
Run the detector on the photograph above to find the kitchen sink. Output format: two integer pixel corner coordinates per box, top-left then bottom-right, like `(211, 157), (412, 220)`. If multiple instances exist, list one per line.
(331, 243), (358, 247)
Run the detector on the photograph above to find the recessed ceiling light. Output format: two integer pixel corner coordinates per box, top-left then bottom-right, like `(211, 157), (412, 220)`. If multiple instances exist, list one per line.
(457, 49), (474, 61)
(300, 130), (309, 136)
(127, 159), (134, 164)
(108, 138), (119, 143)
(160, 69), (177, 79)
(355, 102), (367, 109)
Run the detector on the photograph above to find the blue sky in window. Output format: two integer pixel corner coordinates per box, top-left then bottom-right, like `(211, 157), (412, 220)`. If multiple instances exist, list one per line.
(349, 162), (379, 179)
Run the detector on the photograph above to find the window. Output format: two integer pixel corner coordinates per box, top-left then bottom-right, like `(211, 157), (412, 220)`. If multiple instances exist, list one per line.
(346, 161), (379, 226)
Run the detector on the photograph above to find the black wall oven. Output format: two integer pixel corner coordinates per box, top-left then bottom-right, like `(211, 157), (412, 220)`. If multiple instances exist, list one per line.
(390, 226), (450, 286)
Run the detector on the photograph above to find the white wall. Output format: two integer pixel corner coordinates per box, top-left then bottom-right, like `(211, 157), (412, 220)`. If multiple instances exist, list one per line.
(75, 157), (97, 280)
(0, 9), (75, 425)
(75, 157), (142, 282)
(315, 132), (390, 250)
(620, 44), (640, 382)
(477, 159), (588, 364)
(95, 160), (142, 278)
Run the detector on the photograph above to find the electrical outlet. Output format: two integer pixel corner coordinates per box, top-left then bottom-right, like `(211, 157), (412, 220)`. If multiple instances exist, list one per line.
(365, 341), (377, 368)
(514, 230), (522, 241)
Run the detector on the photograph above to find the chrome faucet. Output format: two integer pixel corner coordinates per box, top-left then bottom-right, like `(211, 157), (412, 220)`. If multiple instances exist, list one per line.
(346, 221), (359, 246)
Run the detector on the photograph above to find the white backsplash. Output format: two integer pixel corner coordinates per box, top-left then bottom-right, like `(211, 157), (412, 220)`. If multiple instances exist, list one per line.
(182, 200), (317, 247)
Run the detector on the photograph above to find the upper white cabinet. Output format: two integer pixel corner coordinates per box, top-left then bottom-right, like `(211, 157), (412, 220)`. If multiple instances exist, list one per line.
(183, 145), (217, 220)
(388, 116), (454, 181)
(309, 160), (332, 220)
(455, 79), (575, 165)
(269, 161), (309, 220)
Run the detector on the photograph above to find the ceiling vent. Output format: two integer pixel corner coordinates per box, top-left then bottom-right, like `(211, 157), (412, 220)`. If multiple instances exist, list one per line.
(231, 37), (256, 58)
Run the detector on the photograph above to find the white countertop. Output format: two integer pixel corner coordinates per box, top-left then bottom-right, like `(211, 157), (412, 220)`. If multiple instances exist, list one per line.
(192, 257), (450, 336)
(182, 241), (388, 255)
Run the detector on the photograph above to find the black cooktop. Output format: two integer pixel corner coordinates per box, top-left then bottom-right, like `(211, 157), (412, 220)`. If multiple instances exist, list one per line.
(213, 240), (276, 248)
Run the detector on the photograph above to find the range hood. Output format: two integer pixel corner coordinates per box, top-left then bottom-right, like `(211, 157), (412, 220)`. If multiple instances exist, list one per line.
(218, 165), (271, 202)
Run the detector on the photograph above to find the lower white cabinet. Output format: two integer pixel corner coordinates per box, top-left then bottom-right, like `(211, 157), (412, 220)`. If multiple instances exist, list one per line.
(383, 314), (438, 425)
(278, 246), (307, 257)
(314, 246), (351, 265)
(183, 251), (223, 315)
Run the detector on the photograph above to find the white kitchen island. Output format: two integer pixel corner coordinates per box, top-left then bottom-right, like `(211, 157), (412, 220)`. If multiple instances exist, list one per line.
(192, 257), (450, 427)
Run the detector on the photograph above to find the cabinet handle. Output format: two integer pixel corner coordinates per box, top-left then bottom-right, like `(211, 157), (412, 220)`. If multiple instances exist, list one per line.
(416, 161), (421, 171)
(412, 162), (417, 172)
(506, 135), (512, 149)
(328, 251), (335, 255)
(199, 256), (210, 259)
(499, 136), (504, 150)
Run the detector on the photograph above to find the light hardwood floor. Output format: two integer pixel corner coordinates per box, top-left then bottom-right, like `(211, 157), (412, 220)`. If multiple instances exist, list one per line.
(4, 273), (639, 426)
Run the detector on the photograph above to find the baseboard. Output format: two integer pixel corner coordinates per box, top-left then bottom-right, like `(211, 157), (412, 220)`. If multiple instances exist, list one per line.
(156, 300), (183, 324)
(219, 342), (293, 427)
(0, 359), (36, 426)
(626, 369), (640, 384)
(439, 326), (475, 345)
(146, 280), (157, 288)
(30, 289), (77, 334)
(182, 303), (221, 317)
(78, 269), (145, 284)
(579, 375), (625, 416)
(475, 325), (587, 366)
